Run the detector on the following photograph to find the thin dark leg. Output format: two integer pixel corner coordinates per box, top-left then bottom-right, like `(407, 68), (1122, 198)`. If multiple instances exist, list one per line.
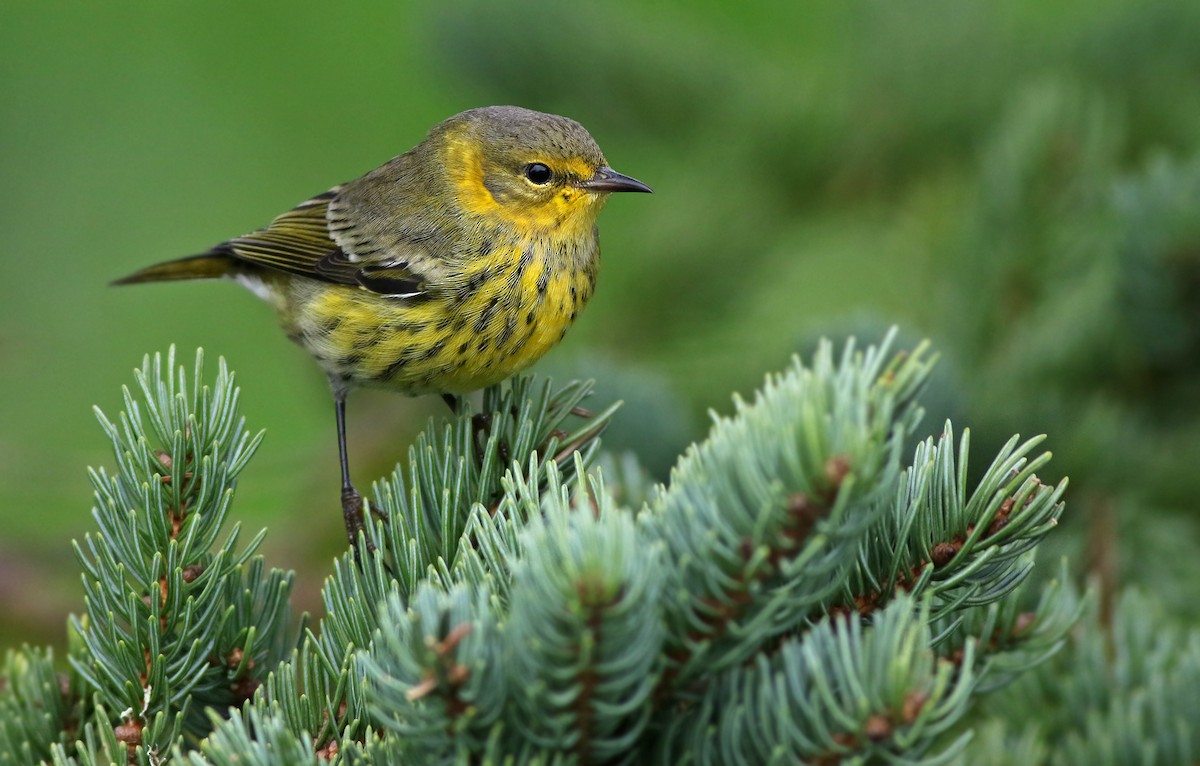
(444, 392), (492, 440)
(335, 391), (367, 547)
(444, 392), (505, 468)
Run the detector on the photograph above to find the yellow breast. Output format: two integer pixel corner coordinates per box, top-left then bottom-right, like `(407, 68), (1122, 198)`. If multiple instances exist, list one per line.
(279, 238), (598, 395)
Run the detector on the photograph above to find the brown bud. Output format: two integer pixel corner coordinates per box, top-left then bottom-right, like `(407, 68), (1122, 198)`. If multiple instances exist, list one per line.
(865, 714), (892, 742)
(316, 739), (340, 760)
(931, 542), (960, 567)
(447, 663), (470, 685)
(114, 722), (142, 745)
(438, 622), (473, 655)
(902, 691), (929, 723)
(1012, 612), (1037, 637)
(405, 675), (438, 701)
(825, 455), (851, 486)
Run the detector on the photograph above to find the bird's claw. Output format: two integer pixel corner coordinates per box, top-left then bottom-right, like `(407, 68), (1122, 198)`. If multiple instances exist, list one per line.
(341, 486), (377, 553)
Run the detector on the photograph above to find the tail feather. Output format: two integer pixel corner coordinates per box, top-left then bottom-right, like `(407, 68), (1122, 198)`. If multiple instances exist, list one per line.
(112, 252), (237, 286)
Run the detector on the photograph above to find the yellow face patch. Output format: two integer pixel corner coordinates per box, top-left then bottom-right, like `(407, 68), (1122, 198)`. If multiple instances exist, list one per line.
(443, 135), (603, 234)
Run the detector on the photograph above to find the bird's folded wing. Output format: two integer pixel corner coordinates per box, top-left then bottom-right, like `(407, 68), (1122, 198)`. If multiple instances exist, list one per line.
(221, 188), (426, 298)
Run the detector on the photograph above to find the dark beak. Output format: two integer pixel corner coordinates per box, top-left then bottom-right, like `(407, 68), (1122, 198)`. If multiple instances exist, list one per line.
(579, 167), (653, 194)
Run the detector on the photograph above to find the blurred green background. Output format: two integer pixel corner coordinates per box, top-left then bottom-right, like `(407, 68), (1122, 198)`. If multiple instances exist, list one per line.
(4, 0), (1200, 647)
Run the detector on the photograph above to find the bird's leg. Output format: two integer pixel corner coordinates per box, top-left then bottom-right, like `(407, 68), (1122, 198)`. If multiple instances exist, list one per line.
(441, 393), (500, 465)
(442, 392), (488, 434)
(334, 391), (366, 548)
(334, 390), (386, 553)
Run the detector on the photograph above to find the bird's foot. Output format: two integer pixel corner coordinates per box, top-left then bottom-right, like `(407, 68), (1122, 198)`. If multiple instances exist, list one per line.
(471, 411), (493, 440)
(342, 486), (376, 552)
(469, 411), (513, 466)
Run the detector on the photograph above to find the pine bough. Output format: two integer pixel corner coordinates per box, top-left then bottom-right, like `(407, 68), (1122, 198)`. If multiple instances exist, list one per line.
(0, 333), (1078, 764)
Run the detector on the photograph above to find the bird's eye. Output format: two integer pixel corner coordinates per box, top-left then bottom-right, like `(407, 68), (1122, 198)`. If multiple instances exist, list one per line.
(524, 163), (553, 185)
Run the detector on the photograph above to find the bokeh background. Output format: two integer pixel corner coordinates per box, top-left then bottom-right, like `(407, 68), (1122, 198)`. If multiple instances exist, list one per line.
(4, 0), (1200, 648)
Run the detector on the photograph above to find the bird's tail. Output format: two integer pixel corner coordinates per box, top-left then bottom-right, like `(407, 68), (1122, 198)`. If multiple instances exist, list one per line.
(111, 252), (236, 286)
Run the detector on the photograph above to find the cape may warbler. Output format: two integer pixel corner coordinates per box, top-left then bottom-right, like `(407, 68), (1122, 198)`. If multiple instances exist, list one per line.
(115, 105), (651, 543)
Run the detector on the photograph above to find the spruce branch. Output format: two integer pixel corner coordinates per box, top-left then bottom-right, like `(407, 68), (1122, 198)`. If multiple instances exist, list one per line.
(646, 332), (935, 686)
(0, 647), (82, 765)
(837, 424), (1067, 623)
(503, 461), (662, 762)
(361, 584), (502, 756)
(5, 334), (1083, 764)
(656, 595), (976, 765)
(270, 376), (618, 754)
(970, 589), (1200, 765)
(179, 708), (321, 766)
(48, 702), (129, 766)
(361, 374), (617, 595)
(362, 459), (664, 763)
(64, 348), (295, 763)
(941, 564), (1082, 693)
(356, 334), (1069, 765)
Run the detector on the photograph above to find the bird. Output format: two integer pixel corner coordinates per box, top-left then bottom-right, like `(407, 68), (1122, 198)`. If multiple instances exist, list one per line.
(114, 105), (652, 546)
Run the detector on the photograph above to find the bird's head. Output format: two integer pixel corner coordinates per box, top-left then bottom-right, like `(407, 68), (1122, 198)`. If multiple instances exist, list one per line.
(433, 105), (651, 233)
